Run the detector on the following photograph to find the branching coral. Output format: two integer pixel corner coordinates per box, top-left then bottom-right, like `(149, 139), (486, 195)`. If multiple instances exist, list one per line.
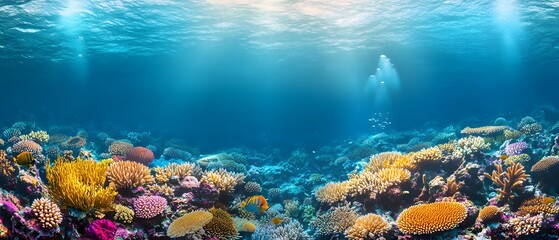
(113, 204), (134, 223)
(504, 154), (531, 166)
(32, 197), (63, 229)
(347, 167), (410, 199)
(531, 156), (559, 172)
(396, 202), (467, 235)
(204, 208), (238, 240)
(443, 177), (464, 197)
(458, 136), (489, 154)
(20, 130), (49, 144)
(45, 157), (117, 212)
(366, 152), (412, 172)
(244, 181), (262, 193)
(517, 196), (559, 216)
(107, 160), (155, 189)
(133, 195), (167, 219)
(506, 214), (543, 236)
(310, 205), (358, 236)
(146, 184), (174, 197)
(408, 147), (442, 167)
(167, 210), (213, 238)
(154, 162), (196, 184)
(484, 163), (530, 201)
(460, 126), (508, 136)
(0, 150), (16, 177)
(201, 169), (245, 193)
(345, 214), (389, 240)
(315, 181), (349, 204)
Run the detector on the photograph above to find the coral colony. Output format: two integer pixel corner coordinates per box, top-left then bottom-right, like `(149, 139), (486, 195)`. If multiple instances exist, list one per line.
(1, 114), (559, 239)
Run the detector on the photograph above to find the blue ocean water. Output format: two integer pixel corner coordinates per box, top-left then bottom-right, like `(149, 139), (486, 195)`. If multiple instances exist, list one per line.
(1, 0), (558, 149)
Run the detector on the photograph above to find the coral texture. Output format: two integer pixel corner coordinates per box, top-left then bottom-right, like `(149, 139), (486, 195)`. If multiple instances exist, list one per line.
(107, 160), (155, 189)
(133, 195), (167, 219)
(31, 197), (63, 229)
(484, 163), (529, 201)
(167, 210), (213, 238)
(125, 147), (155, 166)
(396, 202), (467, 235)
(345, 214), (389, 240)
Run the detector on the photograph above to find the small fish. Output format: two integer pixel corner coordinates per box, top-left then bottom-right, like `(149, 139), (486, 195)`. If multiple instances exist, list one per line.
(14, 152), (35, 166)
(272, 217), (282, 225)
(241, 195), (269, 213)
(500, 154), (508, 160)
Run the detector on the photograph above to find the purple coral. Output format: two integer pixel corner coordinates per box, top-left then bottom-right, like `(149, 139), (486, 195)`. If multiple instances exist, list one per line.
(133, 196), (167, 219)
(179, 176), (200, 189)
(85, 219), (117, 240)
(505, 141), (528, 156)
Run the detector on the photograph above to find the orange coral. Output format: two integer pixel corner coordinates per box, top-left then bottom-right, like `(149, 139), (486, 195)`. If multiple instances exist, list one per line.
(517, 196), (559, 216)
(167, 210), (213, 238)
(345, 214), (389, 240)
(347, 167), (410, 199)
(32, 197), (63, 229)
(107, 160), (155, 189)
(484, 163), (530, 201)
(531, 156), (559, 172)
(396, 202), (467, 235)
(204, 208), (238, 240)
(154, 162), (196, 184)
(460, 126), (509, 136)
(408, 147), (442, 167)
(477, 206), (500, 222)
(315, 181), (349, 204)
(0, 150), (16, 177)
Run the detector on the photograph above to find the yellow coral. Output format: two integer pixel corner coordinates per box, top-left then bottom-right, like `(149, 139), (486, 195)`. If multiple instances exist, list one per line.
(311, 205), (358, 236)
(347, 168), (410, 199)
(20, 131), (50, 144)
(234, 217), (257, 233)
(517, 196), (559, 216)
(204, 208), (238, 240)
(113, 204), (134, 223)
(107, 161), (155, 189)
(504, 154), (531, 166)
(167, 210), (213, 238)
(0, 150), (16, 177)
(504, 129), (522, 140)
(201, 169), (245, 193)
(458, 136), (489, 154)
(345, 214), (389, 240)
(408, 147), (442, 167)
(315, 181), (349, 204)
(460, 126), (509, 136)
(396, 202), (467, 235)
(477, 206), (500, 222)
(154, 162), (196, 184)
(45, 157), (117, 212)
(146, 184), (174, 197)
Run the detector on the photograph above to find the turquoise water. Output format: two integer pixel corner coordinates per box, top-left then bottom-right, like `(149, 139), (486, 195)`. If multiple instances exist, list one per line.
(1, 1), (559, 239)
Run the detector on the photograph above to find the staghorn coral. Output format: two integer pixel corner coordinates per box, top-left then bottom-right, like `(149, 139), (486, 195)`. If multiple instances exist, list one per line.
(134, 195), (167, 219)
(46, 157), (117, 212)
(201, 169), (245, 193)
(204, 208), (238, 240)
(154, 162), (196, 184)
(366, 152), (412, 172)
(484, 163), (530, 201)
(345, 214), (389, 240)
(531, 156), (559, 172)
(458, 136), (489, 154)
(347, 167), (410, 199)
(244, 181), (262, 193)
(146, 184), (174, 197)
(443, 176), (464, 197)
(506, 213), (543, 236)
(167, 210), (213, 238)
(20, 130), (49, 144)
(396, 201), (467, 235)
(310, 205), (358, 236)
(113, 204), (134, 223)
(460, 126), (508, 136)
(315, 181), (349, 204)
(31, 197), (63, 229)
(107, 160), (155, 190)
(108, 141), (133, 156)
(517, 196), (559, 216)
(125, 147), (155, 166)
(477, 205), (500, 223)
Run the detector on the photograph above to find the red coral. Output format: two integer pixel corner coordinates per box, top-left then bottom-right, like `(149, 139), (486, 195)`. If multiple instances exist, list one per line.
(126, 147), (155, 166)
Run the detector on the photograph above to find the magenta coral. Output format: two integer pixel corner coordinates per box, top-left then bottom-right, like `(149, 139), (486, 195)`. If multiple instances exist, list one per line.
(86, 219), (117, 240)
(133, 195), (167, 219)
(505, 141), (528, 156)
(125, 147), (155, 166)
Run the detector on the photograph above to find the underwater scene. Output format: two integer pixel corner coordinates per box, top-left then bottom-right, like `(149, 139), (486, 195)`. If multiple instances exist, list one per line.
(1, 0), (559, 239)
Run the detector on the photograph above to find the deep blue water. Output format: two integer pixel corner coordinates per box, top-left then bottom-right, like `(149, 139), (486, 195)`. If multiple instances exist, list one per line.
(1, 0), (558, 150)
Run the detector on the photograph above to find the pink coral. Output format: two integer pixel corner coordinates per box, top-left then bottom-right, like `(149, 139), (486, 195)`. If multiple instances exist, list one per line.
(125, 147), (155, 166)
(12, 140), (42, 155)
(86, 219), (117, 240)
(180, 176), (200, 189)
(505, 142), (528, 156)
(133, 195), (167, 219)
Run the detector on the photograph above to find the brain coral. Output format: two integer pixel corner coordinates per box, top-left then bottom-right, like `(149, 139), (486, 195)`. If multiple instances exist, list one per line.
(32, 197), (63, 229)
(167, 210), (213, 238)
(531, 156), (559, 172)
(107, 160), (155, 189)
(477, 206), (500, 222)
(396, 202), (467, 235)
(125, 147), (155, 166)
(204, 208), (238, 240)
(133, 195), (167, 219)
(108, 141), (133, 156)
(345, 214), (389, 240)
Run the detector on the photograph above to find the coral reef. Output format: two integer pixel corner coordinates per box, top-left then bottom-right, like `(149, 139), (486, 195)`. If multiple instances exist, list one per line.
(345, 213), (389, 240)
(133, 195), (167, 219)
(484, 163), (529, 201)
(396, 201), (467, 235)
(107, 160), (155, 189)
(31, 197), (63, 229)
(167, 210), (213, 238)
